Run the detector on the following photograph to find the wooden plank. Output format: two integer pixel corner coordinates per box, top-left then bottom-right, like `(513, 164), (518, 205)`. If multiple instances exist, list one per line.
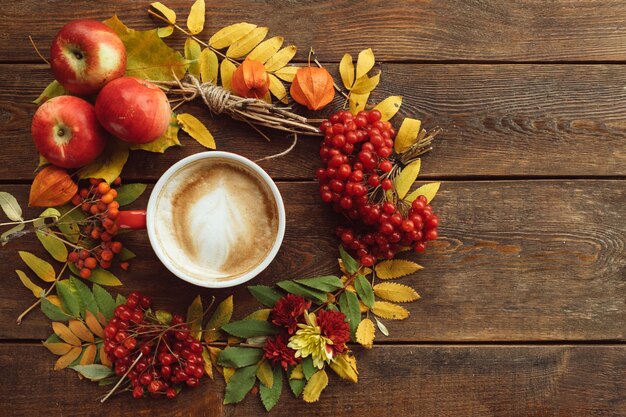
(1, 64), (625, 181)
(1, 180), (624, 341)
(0, 344), (623, 416)
(5, 1), (626, 62)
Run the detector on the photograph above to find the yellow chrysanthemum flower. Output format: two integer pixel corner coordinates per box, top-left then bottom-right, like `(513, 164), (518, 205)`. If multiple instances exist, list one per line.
(287, 311), (334, 369)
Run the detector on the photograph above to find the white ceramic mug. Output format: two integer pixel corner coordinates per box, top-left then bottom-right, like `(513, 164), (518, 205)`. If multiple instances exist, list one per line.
(117, 151), (286, 288)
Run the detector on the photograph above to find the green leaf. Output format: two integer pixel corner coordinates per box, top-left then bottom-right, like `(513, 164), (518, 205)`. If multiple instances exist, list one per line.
(117, 247), (136, 262)
(355, 274), (375, 309)
(114, 184), (147, 206)
(88, 268), (122, 286)
(41, 297), (72, 321)
(56, 280), (81, 318)
(104, 15), (188, 81)
(78, 143), (129, 184)
(0, 191), (23, 221)
(18, 251), (55, 282)
(36, 229), (68, 262)
(294, 276), (343, 292)
(289, 378), (306, 398)
(221, 319), (279, 338)
(70, 276), (98, 317)
(276, 281), (327, 304)
(218, 347), (263, 368)
(34, 80), (68, 105)
(184, 37), (202, 77)
(339, 245), (358, 274)
(155, 310), (172, 324)
(248, 285), (282, 307)
(186, 295), (204, 340)
(115, 294), (127, 306)
(71, 364), (114, 381)
(339, 291), (361, 339)
(92, 284), (116, 320)
(55, 205), (86, 244)
(204, 295), (233, 342)
(260, 366), (283, 412)
(223, 364), (258, 405)
(301, 356), (315, 380)
(130, 113), (180, 153)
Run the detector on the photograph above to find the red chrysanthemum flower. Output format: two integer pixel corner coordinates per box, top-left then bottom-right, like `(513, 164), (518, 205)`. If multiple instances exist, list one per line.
(316, 309), (350, 355)
(270, 294), (311, 334)
(263, 333), (299, 370)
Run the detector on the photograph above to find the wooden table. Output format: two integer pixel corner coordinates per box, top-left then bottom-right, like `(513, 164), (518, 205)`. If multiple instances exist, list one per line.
(1, 1), (625, 416)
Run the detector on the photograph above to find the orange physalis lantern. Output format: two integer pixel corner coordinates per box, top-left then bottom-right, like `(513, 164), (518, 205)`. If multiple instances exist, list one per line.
(231, 58), (270, 99)
(289, 67), (335, 110)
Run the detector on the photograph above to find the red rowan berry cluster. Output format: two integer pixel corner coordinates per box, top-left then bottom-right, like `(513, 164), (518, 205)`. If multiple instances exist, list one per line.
(66, 177), (129, 278)
(103, 292), (205, 399)
(317, 109), (439, 266)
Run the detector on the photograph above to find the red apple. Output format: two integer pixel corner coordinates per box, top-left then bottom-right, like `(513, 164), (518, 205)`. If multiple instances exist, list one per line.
(50, 19), (126, 95)
(31, 95), (107, 168)
(95, 76), (171, 144)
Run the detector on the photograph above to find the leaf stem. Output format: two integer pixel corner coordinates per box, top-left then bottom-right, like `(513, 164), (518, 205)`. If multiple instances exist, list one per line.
(100, 352), (143, 403)
(28, 35), (50, 66)
(16, 262), (68, 324)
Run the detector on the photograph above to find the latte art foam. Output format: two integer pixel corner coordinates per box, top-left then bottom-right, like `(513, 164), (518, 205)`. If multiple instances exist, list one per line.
(153, 159), (279, 282)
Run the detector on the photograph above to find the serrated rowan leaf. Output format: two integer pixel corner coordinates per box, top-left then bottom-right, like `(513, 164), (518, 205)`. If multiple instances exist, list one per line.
(329, 353), (358, 382)
(199, 48), (218, 84)
(339, 53), (354, 89)
(349, 92), (369, 114)
(68, 320), (94, 343)
(260, 365), (282, 411)
(355, 318), (375, 348)
(79, 344), (97, 365)
(356, 48), (375, 79)
(371, 301), (410, 320)
(374, 96), (402, 121)
(52, 322), (81, 346)
(185, 37), (202, 77)
(43, 342), (72, 356)
(18, 251), (55, 282)
(405, 182), (441, 204)
(84, 311), (104, 338)
(220, 59), (237, 91)
(150, 2), (176, 24)
(205, 295), (233, 342)
(394, 159), (421, 199)
(374, 282), (421, 302)
(227, 26), (268, 58)
(256, 360), (273, 388)
(394, 118), (422, 154)
(351, 72), (380, 94)
(223, 364), (258, 404)
(54, 346), (82, 370)
(264, 45), (297, 72)
(302, 370), (328, 403)
(209, 22), (257, 49)
(186, 295), (204, 340)
(16, 270), (43, 297)
(248, 36), (284, 64)
(375, 259), (423, 279)
(186, 0), (205, 34)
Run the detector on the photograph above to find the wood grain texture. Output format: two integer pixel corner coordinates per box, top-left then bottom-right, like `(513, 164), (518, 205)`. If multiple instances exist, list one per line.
(1, 64), (626, 181)
(1, 180), (624, 341)
(0, 344), (623, 416)
(4, 0), (626, 62)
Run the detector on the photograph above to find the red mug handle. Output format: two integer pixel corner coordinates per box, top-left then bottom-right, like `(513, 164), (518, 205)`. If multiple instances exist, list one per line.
(117, 210), (147, 230)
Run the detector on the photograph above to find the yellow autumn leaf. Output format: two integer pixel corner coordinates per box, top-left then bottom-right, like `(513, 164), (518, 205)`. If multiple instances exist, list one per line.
(18, 251), (55, 282)
(99, 344), (112, 367)
(202, 349), (214, 379)
(349, 92), (369, 114)
(394, 159), (421, 199)
(358, 300), (368, 313)
(157, 25), (174, 38)
(244, 308), (271, 321)
(303, 370), (329, 403)
(355, 318), (375, 348)
(248, 36), (284, 64)
(374, 96), (402, 121)
(273, 66), (299, 82)
(290, 364), (304, 380)
(329, 354), (358, 383)
(185, 37), (202, 77)
(351, 72), (380, 94)
(186, 0), (205, 35)
(374, 282), (421, 303)
(85, 311), (104, 338)
(79, 344), (97, 365)
(375, 259), (423, 279)
(78, 145), (129, 182)
(15, 270), (43, 297)
(186, 294), (204, 340)
(256, 360), (274, 388)
(371, 301), (410, 320)
(223, 367), (236, 384)
(47, 295), (63, 309)
(43, 342), (72, 356)
(394, 118), (421, 154)
(226, 26), (268, 58)
(339, 53), (354, 89)
(68, 320), (94, 343)
(150, 2), (176, 24)
(177, 113), (216, 149)
(264, 45), (297, 72)
(54, 346), (82, 370)
(209, 22), (257, 49)
(405, 182), (441, 203)
(268, 74), (288, 104)
(199, 48), (218, 84)
(52, 322), (81, 346)
(220, 59), (237, 91)
(262, 90), (272, 104)
(356, 48), (375, 80)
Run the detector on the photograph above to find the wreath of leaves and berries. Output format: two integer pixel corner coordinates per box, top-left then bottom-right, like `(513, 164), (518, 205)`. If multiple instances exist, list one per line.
(0, 0), (444, 411)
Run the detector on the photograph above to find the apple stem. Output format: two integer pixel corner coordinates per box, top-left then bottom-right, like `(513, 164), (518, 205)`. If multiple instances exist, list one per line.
(28, 35), (50, 66)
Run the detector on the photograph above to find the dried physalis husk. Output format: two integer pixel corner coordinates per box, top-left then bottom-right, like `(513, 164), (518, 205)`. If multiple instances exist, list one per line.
(290, 67), (335, 110)
(29, 165), (77, 207)
(231, 57), (270, 99)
